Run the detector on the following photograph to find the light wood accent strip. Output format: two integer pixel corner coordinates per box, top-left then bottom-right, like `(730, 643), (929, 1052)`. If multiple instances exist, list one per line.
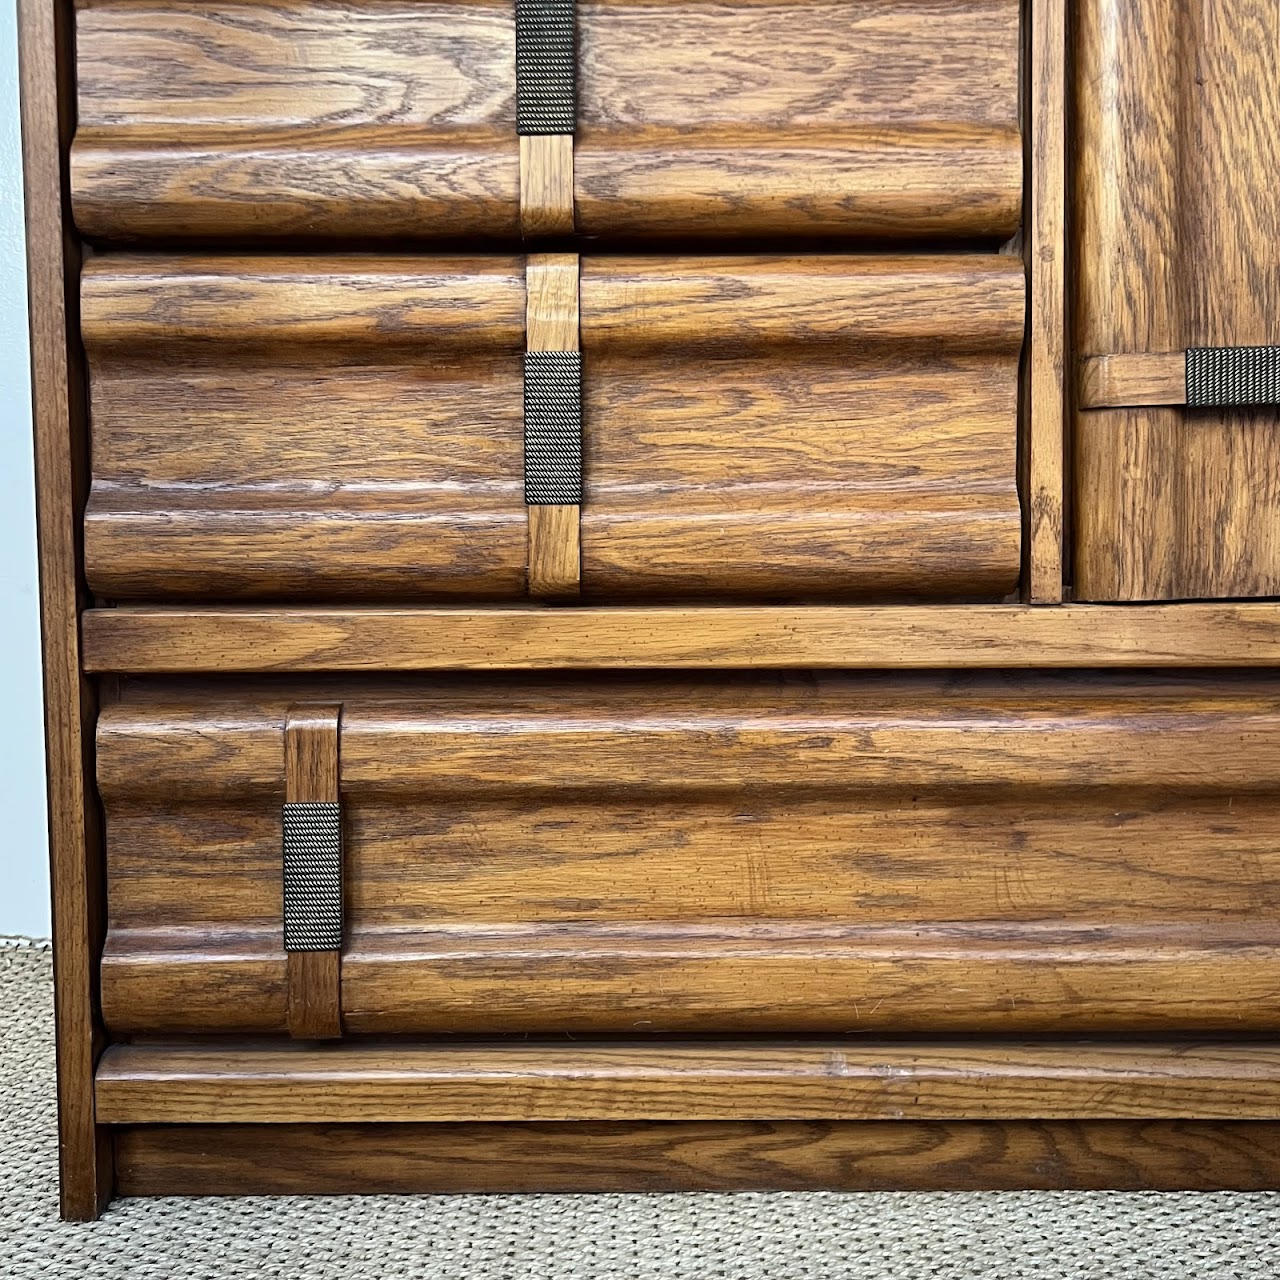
(81, 603), (1280, 673)
(525, 252), (581, 599)
(18, 0), (112, 1221)
(283, 704), (342, 1041)
(96, 1041), (1280, 1125)
(114, 1119), (1280, 1194)
(1080, 353), (1188, 408)
(1026, 0), (1065, 601)
(528, 504), (581, 599)
(525, 252), (580, 352)
(520, 134), (574, 237)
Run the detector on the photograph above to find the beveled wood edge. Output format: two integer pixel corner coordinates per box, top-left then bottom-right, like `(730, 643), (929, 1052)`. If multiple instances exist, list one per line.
(95, 1040), (1280, 1126)
(1079, 353), (1188, 408)
(1025, 0), (1067, 602)
(113, 1119), (1280, 1194)
(81, 602), (1280, 673)
(18, 0), (112, 1221)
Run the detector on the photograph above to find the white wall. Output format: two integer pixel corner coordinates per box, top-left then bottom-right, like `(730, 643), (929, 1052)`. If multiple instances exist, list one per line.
(0, 2), (52, 939)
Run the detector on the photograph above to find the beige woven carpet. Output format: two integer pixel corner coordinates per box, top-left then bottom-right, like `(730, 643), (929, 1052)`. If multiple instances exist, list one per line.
(4, 939), (1280, 1279)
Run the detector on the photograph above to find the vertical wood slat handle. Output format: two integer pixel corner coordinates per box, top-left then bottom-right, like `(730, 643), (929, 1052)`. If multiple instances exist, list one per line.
(525, 253), (581, 600)
(515, 0), (575, 236)
(284, 704), (343, 1040)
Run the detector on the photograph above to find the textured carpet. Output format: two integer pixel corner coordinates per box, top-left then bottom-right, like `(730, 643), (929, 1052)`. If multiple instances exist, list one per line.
(4, 938), (1280, 1279)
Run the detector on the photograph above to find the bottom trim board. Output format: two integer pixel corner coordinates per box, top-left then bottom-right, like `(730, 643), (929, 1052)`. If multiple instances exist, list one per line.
(94, 1040), (1280, 1124)
(114, 1121), (1280, 1194)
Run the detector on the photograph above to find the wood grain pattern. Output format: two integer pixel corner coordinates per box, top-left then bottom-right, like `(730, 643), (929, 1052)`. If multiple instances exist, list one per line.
(1025, 0), (1065, 601)
(527, 505), (581, 600)
(525, 252), (581, 599)
(71, 0), (521, 241)
(574, 0), (1021, 239)
(82, 255), (528, 600)
(95, 1041), (1280, 1125)
(1080, 353), (1188, 409)
(283, 704), (342, 1040)
(81, 254), (1022, 604)
(80, 603), (1280, 673)
(580, 257), (1023, 599)
(71, 0), (1019, 243)
(96, 675), (1280, 1035)
(520, 135), (574, 237)
(18, 0), (112, 1221)
(114, 1120), (1280, 1194)
(1074, 0), (1280, 599)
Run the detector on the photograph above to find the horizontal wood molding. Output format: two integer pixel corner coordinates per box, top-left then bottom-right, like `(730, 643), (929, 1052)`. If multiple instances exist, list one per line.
(82, 603), (1280, 672)
(97, 1041), (1280, 1126)
(1080, 353), (1187, 408)
(519, 135), (574, 237)
(113, 1119), (1280, 1194)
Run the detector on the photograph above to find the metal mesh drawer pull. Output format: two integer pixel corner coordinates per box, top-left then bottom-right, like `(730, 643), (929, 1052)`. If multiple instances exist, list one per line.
(524, 350), (583, 504)
(1186, 346), (1280, 407)
(282, 801), (343, 952)
(515, 0), (576, 135)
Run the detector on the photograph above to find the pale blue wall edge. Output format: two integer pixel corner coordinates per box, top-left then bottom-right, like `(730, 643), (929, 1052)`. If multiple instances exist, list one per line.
(0, 0), (52, 939)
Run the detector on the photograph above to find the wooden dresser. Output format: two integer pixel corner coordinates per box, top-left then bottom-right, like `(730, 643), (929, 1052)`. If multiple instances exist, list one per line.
(19, 0), (1280, 1217)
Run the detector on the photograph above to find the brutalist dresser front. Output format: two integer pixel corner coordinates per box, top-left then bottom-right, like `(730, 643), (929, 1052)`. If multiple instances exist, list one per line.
(22, 0), (1280, 1218)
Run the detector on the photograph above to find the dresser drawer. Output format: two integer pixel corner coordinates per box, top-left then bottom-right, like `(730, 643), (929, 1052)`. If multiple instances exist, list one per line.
(83, 253), (1023, 602)
(98, 674), (1280, 1037)
(71, 0), (1021, 243)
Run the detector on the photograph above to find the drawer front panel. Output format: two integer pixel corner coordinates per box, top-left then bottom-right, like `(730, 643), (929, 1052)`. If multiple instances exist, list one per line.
(72, 0), (522, 242)
(83, 254), (1022, 602)
(98, 675), (1280, 1035)
(82, 256), (528, 600)
(71, 0), (1020, 243)
(581, 256), (1022, 599)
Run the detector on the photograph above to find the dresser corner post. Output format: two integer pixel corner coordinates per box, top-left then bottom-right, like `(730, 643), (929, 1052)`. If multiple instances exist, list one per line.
(19, 0), (114, 1221)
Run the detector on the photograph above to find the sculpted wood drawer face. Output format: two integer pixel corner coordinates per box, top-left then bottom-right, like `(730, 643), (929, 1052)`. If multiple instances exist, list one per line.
(71, 0), (1021, 242)
(98, 675), (1280, 1038)
(84, 254), (1024, 601)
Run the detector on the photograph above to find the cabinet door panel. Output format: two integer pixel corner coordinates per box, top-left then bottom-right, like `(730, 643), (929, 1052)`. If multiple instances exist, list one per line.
(1074, 0), (1280, 600)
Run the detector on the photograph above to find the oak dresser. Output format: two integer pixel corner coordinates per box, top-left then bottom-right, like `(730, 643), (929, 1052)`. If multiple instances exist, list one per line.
(19, 0), (1280, 1216)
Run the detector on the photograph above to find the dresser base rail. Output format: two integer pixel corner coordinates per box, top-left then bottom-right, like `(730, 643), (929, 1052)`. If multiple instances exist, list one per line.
(113, 1119), (1280, 1194)
(97, 1040), (1280, 1126)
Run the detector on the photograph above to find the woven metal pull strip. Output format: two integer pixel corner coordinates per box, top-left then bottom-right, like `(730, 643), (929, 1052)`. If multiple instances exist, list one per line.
(515, 0), (575, 134)
(1186, 346), (1280, 407)
(525, 350), (582, 504)
(282, 801), (342, 951)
